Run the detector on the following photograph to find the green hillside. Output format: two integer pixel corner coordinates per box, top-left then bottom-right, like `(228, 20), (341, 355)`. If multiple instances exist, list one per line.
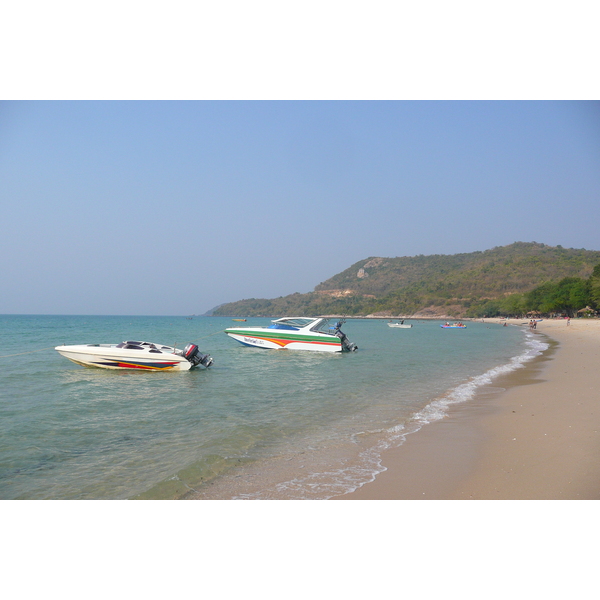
(211, 242), (600, 318)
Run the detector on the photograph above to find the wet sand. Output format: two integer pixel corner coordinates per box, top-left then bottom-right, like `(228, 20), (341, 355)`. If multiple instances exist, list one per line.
(336, 318), (600, 500)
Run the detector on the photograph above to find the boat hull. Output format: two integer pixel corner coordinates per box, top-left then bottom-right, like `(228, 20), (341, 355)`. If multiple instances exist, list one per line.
(55, 345), (193, 370)
(225, 329), (343, 352)
(388, 324), (412, 328)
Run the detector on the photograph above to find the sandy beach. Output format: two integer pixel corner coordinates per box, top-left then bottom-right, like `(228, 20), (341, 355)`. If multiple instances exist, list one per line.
(336, 318), (600, 500)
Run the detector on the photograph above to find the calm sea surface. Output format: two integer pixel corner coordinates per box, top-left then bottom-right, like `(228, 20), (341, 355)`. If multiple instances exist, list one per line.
(0, 315), (547, 499)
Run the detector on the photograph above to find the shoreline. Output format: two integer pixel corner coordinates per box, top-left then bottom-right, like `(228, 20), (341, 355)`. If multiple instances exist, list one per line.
(335, 318), (600, 500)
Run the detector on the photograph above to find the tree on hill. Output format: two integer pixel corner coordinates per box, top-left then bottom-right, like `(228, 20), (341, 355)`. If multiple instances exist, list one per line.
(590, 264), (600, 309)
(536, 277), (591, 317)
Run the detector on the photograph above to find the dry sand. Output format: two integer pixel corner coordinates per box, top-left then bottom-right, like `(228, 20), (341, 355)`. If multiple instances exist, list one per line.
(336, 318), (600, 500)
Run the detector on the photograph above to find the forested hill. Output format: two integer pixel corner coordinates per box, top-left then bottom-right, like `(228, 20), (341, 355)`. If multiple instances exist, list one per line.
(315, 242), (600, 299)
(211, 242), (600, 318)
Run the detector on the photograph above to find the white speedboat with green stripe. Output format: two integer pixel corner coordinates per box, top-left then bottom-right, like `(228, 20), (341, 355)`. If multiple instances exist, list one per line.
(225, 317), (358, 353)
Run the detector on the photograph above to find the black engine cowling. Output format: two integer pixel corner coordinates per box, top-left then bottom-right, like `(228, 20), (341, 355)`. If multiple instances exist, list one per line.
(333, 321), (358, 352)
(183, 343), (214, 368)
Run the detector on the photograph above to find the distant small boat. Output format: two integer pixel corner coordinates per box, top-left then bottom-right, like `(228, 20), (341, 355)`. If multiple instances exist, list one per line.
(232, 319), (247, 322)
(388, 322), (412, 328)
(441, 322), (467, 329)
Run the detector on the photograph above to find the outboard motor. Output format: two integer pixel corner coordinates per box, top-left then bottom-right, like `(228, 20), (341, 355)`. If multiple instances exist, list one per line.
(333, 320), (358, 352)
(183, 343), (214, 368)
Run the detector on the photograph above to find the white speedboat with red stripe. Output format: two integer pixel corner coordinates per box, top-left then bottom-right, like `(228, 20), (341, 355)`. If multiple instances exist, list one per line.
(224, 317), (357, 353)
(55, 341), (214, 371)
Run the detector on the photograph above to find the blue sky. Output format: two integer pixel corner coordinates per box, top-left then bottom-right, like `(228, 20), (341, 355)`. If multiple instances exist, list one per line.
(1, 100), (599, 315)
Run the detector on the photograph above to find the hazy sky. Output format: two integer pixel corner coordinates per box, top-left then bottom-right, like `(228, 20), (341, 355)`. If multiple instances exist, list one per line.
(1, 100), (599, 315)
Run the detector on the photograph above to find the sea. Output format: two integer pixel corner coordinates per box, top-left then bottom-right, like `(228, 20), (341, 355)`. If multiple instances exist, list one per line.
(0, 314), (548, 500)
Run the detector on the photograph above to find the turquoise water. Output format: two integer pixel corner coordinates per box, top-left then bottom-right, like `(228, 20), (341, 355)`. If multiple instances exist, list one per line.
(0, 315), (546, 499)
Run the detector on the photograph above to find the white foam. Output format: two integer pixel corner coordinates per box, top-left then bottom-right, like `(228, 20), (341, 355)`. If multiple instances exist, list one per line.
(403, 329), (549, 430)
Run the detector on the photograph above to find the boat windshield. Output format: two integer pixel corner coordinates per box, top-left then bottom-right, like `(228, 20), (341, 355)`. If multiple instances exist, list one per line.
(271, 318), (316, 329)
(310, 319), (337, 334)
